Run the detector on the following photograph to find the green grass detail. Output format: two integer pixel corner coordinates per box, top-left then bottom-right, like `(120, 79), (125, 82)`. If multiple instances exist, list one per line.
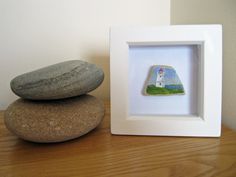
(146, 85), (184, 95)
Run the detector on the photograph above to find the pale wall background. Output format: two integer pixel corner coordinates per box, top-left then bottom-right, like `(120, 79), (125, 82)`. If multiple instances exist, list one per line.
(1, 0), (235, 131)
(171, 0), (236, 130)
(0, 0), (170, 109)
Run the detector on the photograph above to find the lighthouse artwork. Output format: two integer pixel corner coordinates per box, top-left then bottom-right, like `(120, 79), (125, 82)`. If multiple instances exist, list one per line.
(144, 65), (185, 96)
(156, 68), (165, 88)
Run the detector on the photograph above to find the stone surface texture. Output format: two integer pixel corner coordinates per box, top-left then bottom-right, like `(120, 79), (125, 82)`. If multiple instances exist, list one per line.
(4, 95), (104, 143)
(10, 60), (104, 100)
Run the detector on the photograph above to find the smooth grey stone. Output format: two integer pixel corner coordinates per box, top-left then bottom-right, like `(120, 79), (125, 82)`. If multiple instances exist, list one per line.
(4, 95), (105, 143)
(10, 60), (104, 100)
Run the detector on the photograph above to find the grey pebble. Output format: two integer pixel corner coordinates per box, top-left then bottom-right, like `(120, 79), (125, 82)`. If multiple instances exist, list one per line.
(11, 60), (104, 100)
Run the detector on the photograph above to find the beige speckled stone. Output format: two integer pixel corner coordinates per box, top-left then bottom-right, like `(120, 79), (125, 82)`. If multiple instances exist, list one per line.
(4, 95), (104, 143)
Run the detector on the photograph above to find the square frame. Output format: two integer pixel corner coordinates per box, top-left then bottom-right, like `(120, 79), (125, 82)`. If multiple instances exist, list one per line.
(110, 25), (222, 137)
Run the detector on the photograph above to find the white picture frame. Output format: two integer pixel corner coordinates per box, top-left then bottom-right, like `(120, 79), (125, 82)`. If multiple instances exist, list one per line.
(110, 25), (222, 137)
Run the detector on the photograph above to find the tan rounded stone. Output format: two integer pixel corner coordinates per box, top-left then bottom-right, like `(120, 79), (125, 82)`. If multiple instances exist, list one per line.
(4, 95), (104, 143)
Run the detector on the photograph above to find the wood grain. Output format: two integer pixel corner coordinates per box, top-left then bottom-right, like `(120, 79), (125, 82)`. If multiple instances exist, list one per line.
(0, 102), (236, 177)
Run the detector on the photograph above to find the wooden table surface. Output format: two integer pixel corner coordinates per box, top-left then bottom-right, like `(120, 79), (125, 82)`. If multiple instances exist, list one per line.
(0, 102), (236, 177)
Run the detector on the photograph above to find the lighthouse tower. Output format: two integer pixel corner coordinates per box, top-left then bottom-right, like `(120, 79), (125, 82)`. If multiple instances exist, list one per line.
(156, 68), (165, 88)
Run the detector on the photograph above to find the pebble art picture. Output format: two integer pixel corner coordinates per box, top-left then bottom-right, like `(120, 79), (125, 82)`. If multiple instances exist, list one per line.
(144, 65), (185, 96)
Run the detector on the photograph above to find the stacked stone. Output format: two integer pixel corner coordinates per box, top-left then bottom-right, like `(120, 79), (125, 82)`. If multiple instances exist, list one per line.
(4, 60), (105, 143)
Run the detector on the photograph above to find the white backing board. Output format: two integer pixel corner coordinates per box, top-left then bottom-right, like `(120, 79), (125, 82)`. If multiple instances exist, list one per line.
(129, 45), (200, 116)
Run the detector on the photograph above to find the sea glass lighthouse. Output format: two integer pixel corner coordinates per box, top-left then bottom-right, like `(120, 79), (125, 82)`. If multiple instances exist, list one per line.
(155, 68), (165, 88)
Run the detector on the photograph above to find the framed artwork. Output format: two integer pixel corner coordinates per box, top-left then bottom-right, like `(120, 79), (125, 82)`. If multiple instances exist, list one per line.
(110, 25), (222, 137)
